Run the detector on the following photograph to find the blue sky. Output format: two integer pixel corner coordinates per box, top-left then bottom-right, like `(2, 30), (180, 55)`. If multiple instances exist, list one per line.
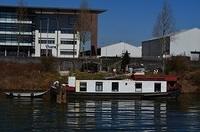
(1, 0), (200, 46)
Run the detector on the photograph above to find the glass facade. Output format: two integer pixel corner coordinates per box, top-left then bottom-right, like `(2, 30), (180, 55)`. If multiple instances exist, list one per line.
(39, 38), (55, 44)
(36, 14), (76, 34)
(0, 46), (32, 57)
(0, 23), (32, 32)
(0, 34), (32, 43)
(0, 11), (33, 45)
(38, 18), (57, 33)
(61, 40), (76, 45)
(0, 12), (17, 19)
(0, 11), (77, 44)
(60, 50), (77, 55)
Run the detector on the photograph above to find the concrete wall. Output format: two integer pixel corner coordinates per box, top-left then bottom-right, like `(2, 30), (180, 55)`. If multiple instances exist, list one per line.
(0, 56), (41, 63)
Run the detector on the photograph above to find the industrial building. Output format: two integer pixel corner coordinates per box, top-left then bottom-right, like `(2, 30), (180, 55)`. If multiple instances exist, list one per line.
(98, 42), (142, 58)
(0, 5), (104, 58)
(142, 28), (200, 60)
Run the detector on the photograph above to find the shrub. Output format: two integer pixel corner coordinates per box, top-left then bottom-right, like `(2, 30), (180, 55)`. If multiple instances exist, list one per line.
(40, 56), (56, 72)
(190, 71), (200, 85)
(81, 62), (98, 72)
(165, 56), (189, 74)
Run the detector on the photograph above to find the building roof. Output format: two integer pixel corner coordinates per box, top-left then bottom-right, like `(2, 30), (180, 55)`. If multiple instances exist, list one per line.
(131, 75), (177, 81)
(100, 41), (141, 49)
(0, 4), (105, 14)
(142, 28), (200, 43)
(99, 41), (142, 58)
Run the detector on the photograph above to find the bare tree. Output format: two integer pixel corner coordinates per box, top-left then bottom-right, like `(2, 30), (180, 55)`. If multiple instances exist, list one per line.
(71, 0), (93, 73)
(17, 0), (28, 56)
(153, 0), (175, 37)
(76, 0), (93, 57)
(152, 0), (175, 73)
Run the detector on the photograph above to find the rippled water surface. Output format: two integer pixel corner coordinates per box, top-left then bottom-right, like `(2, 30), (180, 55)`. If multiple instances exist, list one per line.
(0, 94), (200, 131)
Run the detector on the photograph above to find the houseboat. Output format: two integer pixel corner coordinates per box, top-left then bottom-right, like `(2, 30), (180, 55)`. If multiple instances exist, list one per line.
(61, 75), (181, 99)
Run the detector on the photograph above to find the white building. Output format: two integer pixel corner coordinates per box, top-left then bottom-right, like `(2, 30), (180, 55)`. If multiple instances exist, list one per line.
(99, 42), (142, 58)
(34, 30), (80, 58)
(142, 28), (200, 59)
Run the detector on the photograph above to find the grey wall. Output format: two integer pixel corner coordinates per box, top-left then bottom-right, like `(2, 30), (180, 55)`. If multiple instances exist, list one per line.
(142, 37), (170, 60)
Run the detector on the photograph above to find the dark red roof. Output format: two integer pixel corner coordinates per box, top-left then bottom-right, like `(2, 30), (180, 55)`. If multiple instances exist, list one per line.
(131, 75), (177, 81)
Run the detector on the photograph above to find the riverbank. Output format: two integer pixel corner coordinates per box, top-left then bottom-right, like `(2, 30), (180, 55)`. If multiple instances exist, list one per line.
(0, 58), (199, 93)
(178, 70), (200, 93)
(0, 61), (110, 92)
(0, 62), (60, 91)
(166, 56), (200, 93)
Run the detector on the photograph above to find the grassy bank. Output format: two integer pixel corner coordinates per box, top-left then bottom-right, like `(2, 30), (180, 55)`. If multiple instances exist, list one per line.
(166, 56), (200, 93)
(0, 56), (199, 93)
(0, 59), (110, 92)
(0, 61), (60, 91)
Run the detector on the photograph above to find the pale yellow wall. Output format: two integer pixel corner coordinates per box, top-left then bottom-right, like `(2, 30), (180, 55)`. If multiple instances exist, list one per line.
(76, 80), (80, 92)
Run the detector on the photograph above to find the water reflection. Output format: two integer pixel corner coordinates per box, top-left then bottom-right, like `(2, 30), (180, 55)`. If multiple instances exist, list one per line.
(0, 95), (200, 131)
(63, 100), (168, 131)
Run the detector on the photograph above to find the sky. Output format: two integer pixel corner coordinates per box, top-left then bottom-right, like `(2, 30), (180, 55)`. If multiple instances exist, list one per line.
(1, 0), (200, 47)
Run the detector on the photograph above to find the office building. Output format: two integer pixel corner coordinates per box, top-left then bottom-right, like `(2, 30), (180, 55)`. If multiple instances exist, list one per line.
(0, 5), (104, 58)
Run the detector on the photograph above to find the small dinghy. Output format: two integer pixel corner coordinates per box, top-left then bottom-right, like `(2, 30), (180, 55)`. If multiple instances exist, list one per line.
(4, 90), (49, 98)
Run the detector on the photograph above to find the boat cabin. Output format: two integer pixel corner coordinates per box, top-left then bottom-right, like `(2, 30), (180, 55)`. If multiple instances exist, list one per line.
(75, 80), (166, 93)
(67, 75), (180, 94)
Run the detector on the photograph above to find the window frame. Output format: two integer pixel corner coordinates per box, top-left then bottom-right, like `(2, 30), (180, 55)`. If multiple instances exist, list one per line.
(154, 83), (161, 92)
(135, 82), (142, 92)
(112, 82), (119, 92)
(95, 82), (103, 92)
(80, 82), (87, 92)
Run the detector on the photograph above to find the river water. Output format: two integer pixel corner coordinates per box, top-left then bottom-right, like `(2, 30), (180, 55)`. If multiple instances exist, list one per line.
(0, 94), (200, 132)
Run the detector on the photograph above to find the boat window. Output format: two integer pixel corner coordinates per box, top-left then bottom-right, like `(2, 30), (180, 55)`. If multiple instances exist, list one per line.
(135, 82), (142, 92)
(155, 83), (161, 92)
(96, 82), (103, 91)
(112, 82), (119, 92)
(80, 82), (87, 91)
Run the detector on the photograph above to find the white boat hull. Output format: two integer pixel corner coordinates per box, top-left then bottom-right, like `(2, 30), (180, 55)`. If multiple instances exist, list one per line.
(4, 90), (49, 97)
